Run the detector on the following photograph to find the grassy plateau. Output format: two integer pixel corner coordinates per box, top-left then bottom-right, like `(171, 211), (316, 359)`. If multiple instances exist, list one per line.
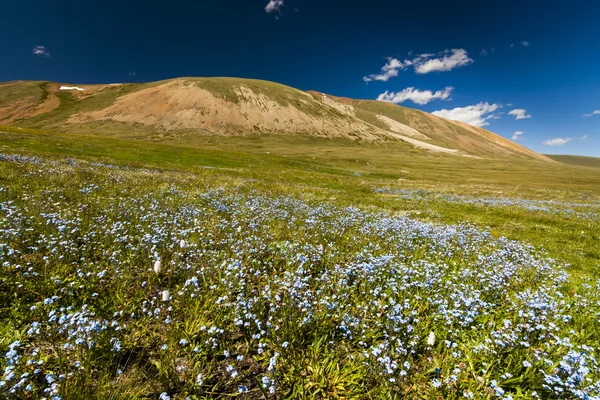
(0, 125), (599, 399)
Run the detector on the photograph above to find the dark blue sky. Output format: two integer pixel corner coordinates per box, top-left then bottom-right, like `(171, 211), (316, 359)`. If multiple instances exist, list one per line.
(2, 0), (600, 155)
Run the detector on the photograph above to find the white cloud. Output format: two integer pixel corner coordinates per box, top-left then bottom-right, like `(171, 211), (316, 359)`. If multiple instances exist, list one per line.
(265, 0), (284, 13)
(508, 108), (532, 120)
(32, 45), (50, 57)
(364, 48), (473, 82)
(581, 134), (589, 140)
(363, 57), (407, 82)
(432, 102), (502, 127)
(521, 41), (530, 47)
(543, 138), (573, 146)
(377, 87), (453, 105)
(414, 49), (473, 74)
(512, 131), (525, 140)
(582, 110), (600, 117)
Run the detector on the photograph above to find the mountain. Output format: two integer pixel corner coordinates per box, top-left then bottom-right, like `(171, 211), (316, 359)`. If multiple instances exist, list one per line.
(0, 78), (550, 161)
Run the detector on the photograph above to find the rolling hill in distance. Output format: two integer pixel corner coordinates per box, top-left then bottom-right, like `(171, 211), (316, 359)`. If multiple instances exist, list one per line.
(545, 154), (600, 168)
(0, 78), (551, 161)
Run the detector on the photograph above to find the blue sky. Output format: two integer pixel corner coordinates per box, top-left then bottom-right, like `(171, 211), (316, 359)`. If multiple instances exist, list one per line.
(2, 0), (599, 156)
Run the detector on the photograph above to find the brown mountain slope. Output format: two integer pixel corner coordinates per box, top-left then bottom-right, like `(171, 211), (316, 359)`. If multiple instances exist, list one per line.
(309, 91), (550, 162)
(448, 119), (544, 160)
(0, 78), (550, 161)
(68, 78), (389, 141)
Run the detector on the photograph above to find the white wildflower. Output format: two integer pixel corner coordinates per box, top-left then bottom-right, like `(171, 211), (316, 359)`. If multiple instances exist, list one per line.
(427, 331), (436, 346)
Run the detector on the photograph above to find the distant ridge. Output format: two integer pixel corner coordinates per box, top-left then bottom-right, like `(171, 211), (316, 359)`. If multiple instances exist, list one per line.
(0, 78), (550, 161)
(545, 154), (600, 168)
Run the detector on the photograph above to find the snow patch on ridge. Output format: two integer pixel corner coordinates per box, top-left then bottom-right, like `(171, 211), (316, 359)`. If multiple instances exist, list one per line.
(60, 86), (85, 91)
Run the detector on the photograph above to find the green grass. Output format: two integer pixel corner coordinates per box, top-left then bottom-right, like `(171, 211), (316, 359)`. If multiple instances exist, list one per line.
(0, 125), (599, 399)
(0, 81), (46, 105)
(0, 125), (599, 276)
(352, 99), (411, 126)
(353, 108), (390, 130)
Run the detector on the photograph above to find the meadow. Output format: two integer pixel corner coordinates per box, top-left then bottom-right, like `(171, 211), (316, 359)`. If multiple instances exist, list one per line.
(1, 126), (599, 399)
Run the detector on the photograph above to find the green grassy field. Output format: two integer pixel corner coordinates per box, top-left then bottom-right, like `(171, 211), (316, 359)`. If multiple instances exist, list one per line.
(0, 126), (599, 399)
(1, 125), (599, 275)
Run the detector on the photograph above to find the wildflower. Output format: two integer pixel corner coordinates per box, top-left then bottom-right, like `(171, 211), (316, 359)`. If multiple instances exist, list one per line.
(162, 290), (170, 302)
(154, 260), (161, 274)
(112, 340), (122, 352)
(427, 331), (436, 346)
(490, 380), (504, 396)
(268, 353), (279, 372)
(225, 364), (238, 378)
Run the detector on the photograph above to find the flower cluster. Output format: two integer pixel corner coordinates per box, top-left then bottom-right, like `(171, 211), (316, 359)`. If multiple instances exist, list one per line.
(376, 187), (600, 219)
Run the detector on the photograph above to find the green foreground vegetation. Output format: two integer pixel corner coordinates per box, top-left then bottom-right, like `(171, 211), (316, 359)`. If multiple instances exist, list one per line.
(2, 126), (599, 276)
(0, 126), (599, 399)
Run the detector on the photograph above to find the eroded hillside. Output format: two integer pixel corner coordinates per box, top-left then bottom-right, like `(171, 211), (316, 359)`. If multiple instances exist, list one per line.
(0, 78), (550, 160)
